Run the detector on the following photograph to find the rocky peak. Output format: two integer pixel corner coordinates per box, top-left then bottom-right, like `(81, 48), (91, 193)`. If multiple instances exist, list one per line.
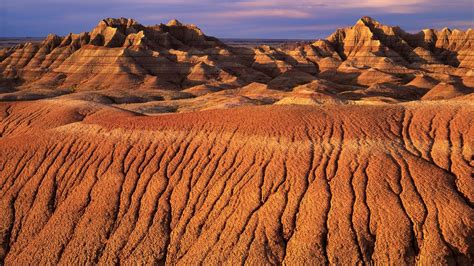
(320, 16), (473, 67)
(167, 19), (183, 27)
(356, 16), (380, 27)
(41, 34), (63, 51)
(103, 17), (139, 27)
(42, 34), (62, 45)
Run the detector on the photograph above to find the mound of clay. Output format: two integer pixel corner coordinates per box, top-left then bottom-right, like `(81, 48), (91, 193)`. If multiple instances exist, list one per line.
(276, 91), (343, 105)
(356, 68), (402, 86)
(422, 82), (474, 100)
(406, 74), (439, 89)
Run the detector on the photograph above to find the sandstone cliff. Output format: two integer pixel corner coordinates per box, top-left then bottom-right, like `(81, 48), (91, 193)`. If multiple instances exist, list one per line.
(0, 17), (472, 112)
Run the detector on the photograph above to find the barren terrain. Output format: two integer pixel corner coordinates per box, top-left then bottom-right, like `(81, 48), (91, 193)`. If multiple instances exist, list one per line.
(0, 17), (473, 265)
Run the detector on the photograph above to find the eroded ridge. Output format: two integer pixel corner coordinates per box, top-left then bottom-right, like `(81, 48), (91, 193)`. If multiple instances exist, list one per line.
(1, 17), (473, 112)
(0, 100), (473, 265)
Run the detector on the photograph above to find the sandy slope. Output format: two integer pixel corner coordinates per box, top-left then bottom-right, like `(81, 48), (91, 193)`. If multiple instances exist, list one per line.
(0, 99), (472, 265)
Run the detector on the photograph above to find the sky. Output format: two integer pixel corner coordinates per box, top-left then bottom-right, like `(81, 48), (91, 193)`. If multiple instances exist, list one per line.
(0, 0), (473, 39)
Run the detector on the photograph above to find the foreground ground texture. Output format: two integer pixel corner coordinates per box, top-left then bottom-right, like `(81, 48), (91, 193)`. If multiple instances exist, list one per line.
(0, 99), (472, 265)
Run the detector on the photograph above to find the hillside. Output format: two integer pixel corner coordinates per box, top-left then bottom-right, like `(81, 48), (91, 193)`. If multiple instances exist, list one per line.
(0, 17), (472, 111)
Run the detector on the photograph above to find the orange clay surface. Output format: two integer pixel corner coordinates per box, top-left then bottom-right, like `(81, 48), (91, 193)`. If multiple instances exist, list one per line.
(0, 99), (473, 264)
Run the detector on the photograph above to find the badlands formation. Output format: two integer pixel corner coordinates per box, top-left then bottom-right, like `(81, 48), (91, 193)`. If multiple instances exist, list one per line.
(0, 17), (473, 264)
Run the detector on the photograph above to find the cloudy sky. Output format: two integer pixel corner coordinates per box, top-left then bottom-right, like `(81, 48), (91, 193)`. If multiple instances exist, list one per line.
(1, 0), (472, 38)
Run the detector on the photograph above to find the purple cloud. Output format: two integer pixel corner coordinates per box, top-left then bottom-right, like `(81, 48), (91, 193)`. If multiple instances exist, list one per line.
(0, 0), (472, 38)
